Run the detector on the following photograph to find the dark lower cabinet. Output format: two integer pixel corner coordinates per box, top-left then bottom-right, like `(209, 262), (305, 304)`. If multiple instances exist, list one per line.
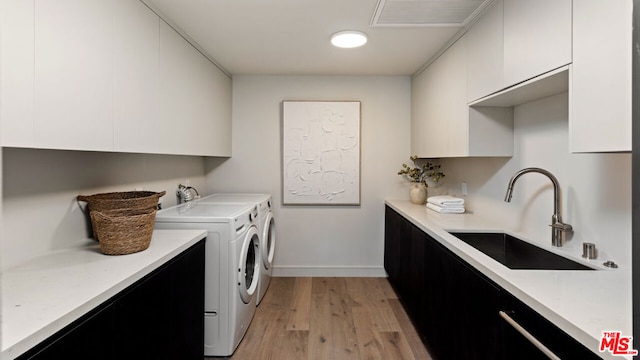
(500, 291), (601, 360)
(385, 207), (500, 360)
(443, 246), (501, 360)
(17, 303), (117, 360)
(18, 240), (205, 360)
(384, 206), (600, 360)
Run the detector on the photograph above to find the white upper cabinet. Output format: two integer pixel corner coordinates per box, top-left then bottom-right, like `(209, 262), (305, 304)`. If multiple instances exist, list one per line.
(414, 0), (629, 156)
(441, 37), (469, 157)
(1, 0), (35, 148)
(113, 0), (161, 154)
(570, 0), (632, 152)
(195, 52), (232, 157)
(159, 22), (232, 157)
(503, 0), (571, 87)
(34, 0), (114, 151)
(412, 35), (513, 158)
(411, 43), (454, 158)
(467, 0), (503, 103)
(0, 0), (232, 156)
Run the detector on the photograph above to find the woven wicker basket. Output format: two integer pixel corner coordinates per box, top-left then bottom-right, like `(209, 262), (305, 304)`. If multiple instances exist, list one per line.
(77, 191), (166, 211)
(90, 207), (157, 255)
(77, 191), (165, 241)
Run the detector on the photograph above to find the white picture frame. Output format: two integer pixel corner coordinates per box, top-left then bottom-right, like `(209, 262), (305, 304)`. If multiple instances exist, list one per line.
(282, 101), (361, 205)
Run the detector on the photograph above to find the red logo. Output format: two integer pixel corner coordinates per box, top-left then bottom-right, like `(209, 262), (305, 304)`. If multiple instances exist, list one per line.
(599, 331), (638, 356)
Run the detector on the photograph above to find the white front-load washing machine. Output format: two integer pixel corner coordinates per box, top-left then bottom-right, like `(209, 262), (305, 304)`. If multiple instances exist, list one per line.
(198, 194), (275, 306)
(154, 202), (260, 356)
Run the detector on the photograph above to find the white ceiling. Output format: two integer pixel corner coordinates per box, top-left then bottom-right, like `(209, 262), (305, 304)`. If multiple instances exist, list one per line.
(142, 0), (473, 76)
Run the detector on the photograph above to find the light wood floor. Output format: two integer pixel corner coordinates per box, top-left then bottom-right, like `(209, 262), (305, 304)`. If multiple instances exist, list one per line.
(216, 277), (433, 360)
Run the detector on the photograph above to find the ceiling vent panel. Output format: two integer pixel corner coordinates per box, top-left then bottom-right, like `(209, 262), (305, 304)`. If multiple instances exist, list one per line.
(371, 0), (492, 26)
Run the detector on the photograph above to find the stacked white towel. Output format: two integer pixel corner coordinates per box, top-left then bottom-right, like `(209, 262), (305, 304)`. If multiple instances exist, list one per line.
(426, 195), (465, 214)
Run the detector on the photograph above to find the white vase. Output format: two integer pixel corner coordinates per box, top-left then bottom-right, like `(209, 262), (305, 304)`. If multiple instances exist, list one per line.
(409, 183), (428, 205)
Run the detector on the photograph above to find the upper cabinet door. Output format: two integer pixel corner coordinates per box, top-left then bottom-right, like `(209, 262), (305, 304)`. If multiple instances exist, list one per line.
(411, 53), (450, 158)
(203, 59), (232, 157)
(34, 0), (114, 151)
(113, 0), (161, 154)
(570, 0), (632, 153)
(1, 0), (35, 147)
(467, 0), (503, 103)
(411, 36), (473, 158)
(503, 0), (571, 87)
(159, 22), (232, 157)
(159, 22), (204, 156)
(186, 46), (231, 157)
(441, 36), (469, 157)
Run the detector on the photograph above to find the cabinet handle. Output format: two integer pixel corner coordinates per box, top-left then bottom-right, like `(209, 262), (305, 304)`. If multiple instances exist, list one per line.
(499, 310), (561, 360)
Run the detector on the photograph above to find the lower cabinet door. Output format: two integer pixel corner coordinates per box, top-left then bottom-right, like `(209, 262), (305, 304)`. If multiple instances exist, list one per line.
(432, 242), (501, 360)
(167, 239), (206, 359)
(114, 264), (172, 359)
(448, 254), (501, 360)
(383, 206), (411, 302)
(17, 303), (115, 360)
(114, 240), (205, 360)
(500, 291), (601, 360)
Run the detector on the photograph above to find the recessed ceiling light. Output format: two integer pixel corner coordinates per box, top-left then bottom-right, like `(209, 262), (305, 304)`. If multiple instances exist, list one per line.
(330, 31), (368, 48)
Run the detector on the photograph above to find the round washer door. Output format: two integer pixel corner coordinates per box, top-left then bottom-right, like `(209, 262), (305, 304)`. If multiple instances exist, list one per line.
(261, 213), (276, 270)
(238, 226), (260, 304)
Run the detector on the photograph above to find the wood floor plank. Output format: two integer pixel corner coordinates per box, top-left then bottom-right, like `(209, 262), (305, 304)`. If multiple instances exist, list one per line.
(378, 277), (399, 300)
(271, 330), (309, 360)
(217, 277), (432, 360)
(256, 305), (291, 359)
(309, 278), (335, 360)
(327, 277), (360, 359)
(286, 277), (312, 331)
(262, 276), (295, 309)
(352, 306), (388, 360)
(380, 331), (417, 360)
(272, 330), (309, 360)
(346, 277), (401, 332)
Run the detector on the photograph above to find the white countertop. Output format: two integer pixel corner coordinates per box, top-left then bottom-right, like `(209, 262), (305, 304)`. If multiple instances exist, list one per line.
(0, 229), (207, 359)
(386, 200), (632, 360)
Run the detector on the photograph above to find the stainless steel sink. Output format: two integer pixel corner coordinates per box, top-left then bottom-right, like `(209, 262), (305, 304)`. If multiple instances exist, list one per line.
(448, 232), (594, 270)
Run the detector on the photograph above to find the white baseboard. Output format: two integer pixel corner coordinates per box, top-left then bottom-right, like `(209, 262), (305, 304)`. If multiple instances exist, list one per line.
(271, 266), (387, 277)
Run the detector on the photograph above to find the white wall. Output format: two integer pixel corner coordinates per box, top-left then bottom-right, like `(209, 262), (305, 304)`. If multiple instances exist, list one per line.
(1, 148), (206, 270)
(204, 75), (411, 276)
(442, 92), (632, 268)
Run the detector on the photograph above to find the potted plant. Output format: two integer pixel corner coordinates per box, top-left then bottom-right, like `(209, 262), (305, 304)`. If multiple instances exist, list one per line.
(398, 155), (445, 204)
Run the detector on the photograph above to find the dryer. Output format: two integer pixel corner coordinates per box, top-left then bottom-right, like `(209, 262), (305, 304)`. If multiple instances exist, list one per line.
(154, 202), (260, 356)
(199, 194), (275, 306)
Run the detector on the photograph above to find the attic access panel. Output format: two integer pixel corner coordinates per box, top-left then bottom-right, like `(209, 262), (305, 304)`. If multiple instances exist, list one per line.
(371, 0), (493, 26)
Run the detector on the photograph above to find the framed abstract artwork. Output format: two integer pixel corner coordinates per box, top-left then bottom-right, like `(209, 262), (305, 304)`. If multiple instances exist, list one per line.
(281, 101), (361, 205)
